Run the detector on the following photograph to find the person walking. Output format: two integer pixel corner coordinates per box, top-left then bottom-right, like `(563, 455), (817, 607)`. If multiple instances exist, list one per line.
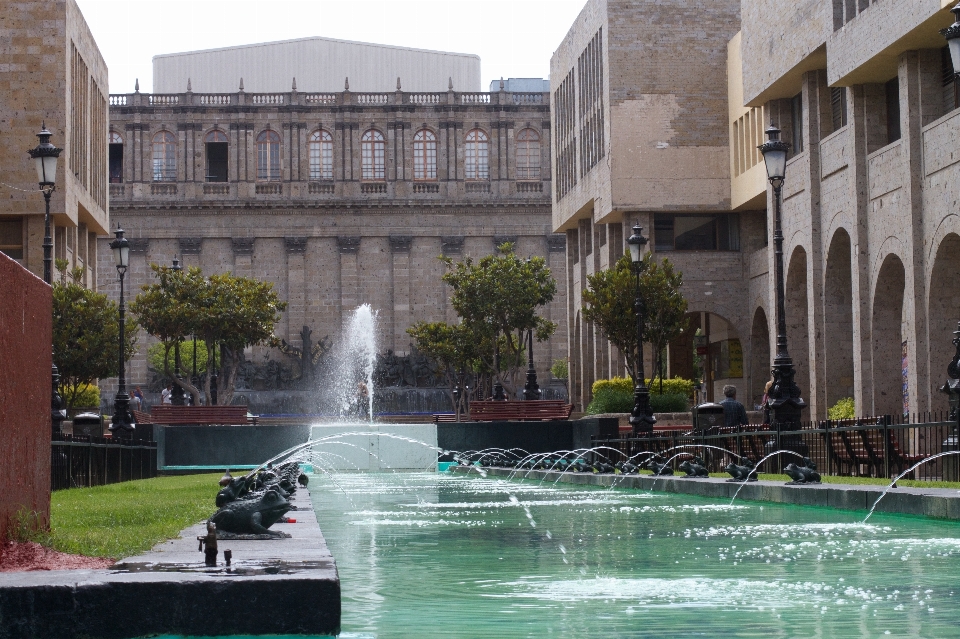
(133, 386), (144, 411)
(720, 384), (749, 428)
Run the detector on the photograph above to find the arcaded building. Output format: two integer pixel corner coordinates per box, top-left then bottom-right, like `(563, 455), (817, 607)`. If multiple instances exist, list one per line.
(101, 74), (566, 410)
(554, 0), (960, 420)
(0, 0), (109, 287)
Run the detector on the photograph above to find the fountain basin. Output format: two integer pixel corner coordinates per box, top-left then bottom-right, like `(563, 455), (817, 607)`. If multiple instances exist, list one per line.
(310, 423), (437, 471)
(452, 467), (960, 519)
(0, 488), (340, 639)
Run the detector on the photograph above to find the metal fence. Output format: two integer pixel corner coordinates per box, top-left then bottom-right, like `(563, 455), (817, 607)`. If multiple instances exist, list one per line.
(591, 412), (959, 482)
(51, 433), (158, 491)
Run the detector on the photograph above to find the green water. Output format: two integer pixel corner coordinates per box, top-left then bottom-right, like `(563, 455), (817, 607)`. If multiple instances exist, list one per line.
(310, 471), (960, 639)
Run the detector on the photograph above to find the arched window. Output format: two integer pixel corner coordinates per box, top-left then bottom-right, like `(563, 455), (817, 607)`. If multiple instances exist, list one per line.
(413, 129), (437, 180)
(257, 130), (281, 181)
(205, 129), (229, 183)
(465, 129), (488, 180)
(152, 130), (176, 182)
(109, 131), (124, 184)
(516, 128), (541, 180)
(309, 130), (334, 180)
(361, 129), (385, 181)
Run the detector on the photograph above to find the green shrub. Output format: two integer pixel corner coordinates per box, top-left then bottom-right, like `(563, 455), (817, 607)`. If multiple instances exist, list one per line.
(591, 376), (694, 398)
(586, 388), (690, 414)
(649, 392), (689, 413)
(72, 383), (100, 408)
(828, 397), (856, 420)
(550, 358), (569, 379)
(585, 386), (634, 415)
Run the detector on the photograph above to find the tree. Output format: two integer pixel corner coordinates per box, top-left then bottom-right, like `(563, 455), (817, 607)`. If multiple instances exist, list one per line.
(131, 265), (286, 405)
(53, 266), (138, 410)
(582, 254), (688, 389)
(146, 339), (216, 382)
(438, 243), (557, 397)
(407, 321), (478, 417)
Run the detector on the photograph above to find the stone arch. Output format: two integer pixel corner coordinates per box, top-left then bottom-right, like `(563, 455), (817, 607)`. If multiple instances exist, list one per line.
(824, 229), (855, 411)
(785, 246), (811, 405)
(670, 310), (745, 403)
(927, 233), (960, 413)
(750, 306), (771, 406)
(871, 254), (906, 417)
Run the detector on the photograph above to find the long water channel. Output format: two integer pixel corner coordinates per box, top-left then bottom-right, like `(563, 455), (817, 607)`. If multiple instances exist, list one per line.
(311, 471), (960, 639)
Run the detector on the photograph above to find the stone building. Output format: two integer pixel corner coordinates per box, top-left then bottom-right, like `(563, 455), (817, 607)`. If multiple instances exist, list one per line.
(551, 0), (748, 411)
(0, 0), (109, 286)
(554, 0), (960, 420)
(102, 80), (566, 412)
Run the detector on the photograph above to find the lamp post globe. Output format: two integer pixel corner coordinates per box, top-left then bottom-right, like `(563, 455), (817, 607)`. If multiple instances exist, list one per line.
(109, 227), (135, 436)
(626, 223), (656, 434)
(942, 3), (960, 81)
(27, 124), (65, 434)
(170, 257), (187, 405)
(758, 124), (806, 433)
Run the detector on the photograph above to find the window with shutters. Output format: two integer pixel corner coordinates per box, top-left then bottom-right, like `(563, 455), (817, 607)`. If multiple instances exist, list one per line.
(413, 129), (437, 180)
(830, 87), (847, 132)
(361, 129), (385, 181)
(943, 46), (958, 113)
(257, 130), (281, 181)
(465, 129), (489, 180)
(152, 131), (176, 182)
(205, 129), (229, 182)
(516, 128), (541, 180)
(309, 130), (334, 180)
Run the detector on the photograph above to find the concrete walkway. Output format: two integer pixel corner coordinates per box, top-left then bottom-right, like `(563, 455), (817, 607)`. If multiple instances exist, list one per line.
(0, 487), (340, 639)
(454, 467), (960, 520)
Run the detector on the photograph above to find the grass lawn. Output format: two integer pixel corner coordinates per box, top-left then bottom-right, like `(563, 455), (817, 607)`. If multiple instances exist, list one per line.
(45, 473), (220, 559)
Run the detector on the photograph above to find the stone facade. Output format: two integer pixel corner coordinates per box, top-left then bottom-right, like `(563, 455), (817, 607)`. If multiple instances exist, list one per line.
(555, 0), (960, 419)
(0, 0), (109, 286)
(101, 86), (567, 410)
(551, 0), (749, 411)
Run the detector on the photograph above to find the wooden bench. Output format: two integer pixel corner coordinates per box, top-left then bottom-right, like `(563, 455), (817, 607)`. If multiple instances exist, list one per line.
(147, 405), (257, 425)
(827, 420), (929, 477)
(434, 400), (574, 423)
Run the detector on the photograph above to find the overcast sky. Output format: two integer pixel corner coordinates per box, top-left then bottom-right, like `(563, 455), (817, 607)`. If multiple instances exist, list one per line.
(75, 0), (587, 94)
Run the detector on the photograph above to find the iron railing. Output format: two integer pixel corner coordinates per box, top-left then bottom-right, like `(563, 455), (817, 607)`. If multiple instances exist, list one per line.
(51, 433), (158, 491)
(590, 412), (959, 482)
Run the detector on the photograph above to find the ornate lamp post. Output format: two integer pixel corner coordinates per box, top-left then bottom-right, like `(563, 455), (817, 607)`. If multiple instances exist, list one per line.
(28, 124), (65, 433)
(626, 223), (656, 434)
(170, 257), (186, 405)
(109, 227), (135, 436)
(759, 125), (806, 430)
(523, 328), (541, 400)
(492, 341), (506, 400)
(942, 3), (960, 81)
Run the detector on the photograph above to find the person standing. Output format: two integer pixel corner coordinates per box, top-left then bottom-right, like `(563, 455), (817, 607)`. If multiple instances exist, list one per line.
(761, 380), (773, 425)
(161, 384), (173, 405)
(720, 384), (749, 428)
(133, 386), (144, 411)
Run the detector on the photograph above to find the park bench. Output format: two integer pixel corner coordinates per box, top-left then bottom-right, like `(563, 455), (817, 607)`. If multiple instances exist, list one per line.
(433, 400), (574, 423)
(138, 405), (257, 426)
(826, 419), (928, 477)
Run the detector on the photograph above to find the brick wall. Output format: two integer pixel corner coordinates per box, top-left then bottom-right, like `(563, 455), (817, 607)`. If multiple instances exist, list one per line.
(0, 252), (51, 540)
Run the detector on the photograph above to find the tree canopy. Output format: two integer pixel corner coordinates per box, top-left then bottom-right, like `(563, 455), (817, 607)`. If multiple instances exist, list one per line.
(408, 243), (557, 401)
(53, 266), (138, 410)
(581, 254), (688, 386)
(131, 265), (286, 405)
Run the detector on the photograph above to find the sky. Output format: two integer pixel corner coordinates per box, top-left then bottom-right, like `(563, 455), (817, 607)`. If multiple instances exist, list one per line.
(74, 0), (588, 94)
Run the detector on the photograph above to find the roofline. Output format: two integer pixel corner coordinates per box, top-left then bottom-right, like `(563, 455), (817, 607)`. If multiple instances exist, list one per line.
(152, 35), (481, 62)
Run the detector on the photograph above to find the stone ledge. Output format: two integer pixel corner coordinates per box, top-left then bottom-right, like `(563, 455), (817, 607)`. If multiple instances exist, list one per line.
(452, 467), (960, 520)
(0, 488), (340, 639)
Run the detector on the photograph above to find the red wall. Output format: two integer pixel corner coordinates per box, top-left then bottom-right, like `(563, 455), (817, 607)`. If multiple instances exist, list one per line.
(0, 252), (51, 540)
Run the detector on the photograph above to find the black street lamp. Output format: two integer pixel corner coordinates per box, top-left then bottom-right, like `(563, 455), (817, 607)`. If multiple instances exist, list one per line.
(492, 340), (506, 401)
(170, 257), (186, 406)
(109, 227), (135, 436)
(626, 223), (656, 434)
(523, 328), (541, 400)
(28, 123), (65, 434)
(759, 124), (806, 430)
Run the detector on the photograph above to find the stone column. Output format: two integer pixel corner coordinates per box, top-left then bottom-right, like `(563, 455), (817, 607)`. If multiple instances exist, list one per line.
(390, 236), (412, 353)
(285, 237), (308, 346)
(338, 236), (361, 318)
(232, 238), (254, 278)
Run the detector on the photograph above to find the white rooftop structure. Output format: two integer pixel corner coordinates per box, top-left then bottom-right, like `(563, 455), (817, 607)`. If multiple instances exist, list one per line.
(152, 36), (481, 94)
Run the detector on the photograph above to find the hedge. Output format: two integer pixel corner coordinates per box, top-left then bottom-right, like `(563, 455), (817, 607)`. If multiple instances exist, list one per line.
(592, 376), (694, 397)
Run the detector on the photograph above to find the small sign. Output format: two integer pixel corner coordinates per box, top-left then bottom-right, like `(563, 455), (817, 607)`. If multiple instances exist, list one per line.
(694, 336), (707, 348)
(696, 346), (708, 356)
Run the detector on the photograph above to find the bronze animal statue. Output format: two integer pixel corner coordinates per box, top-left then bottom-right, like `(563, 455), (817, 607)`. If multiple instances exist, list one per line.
(784, 457), (821, 484)
(644, 457), (673, 476)
(198, 520), (218, 566)
(615, 461), (640, 475)
(679, 457), (709, 478)
(210, 488), (294, 537)
(724, 459), (758, 482)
